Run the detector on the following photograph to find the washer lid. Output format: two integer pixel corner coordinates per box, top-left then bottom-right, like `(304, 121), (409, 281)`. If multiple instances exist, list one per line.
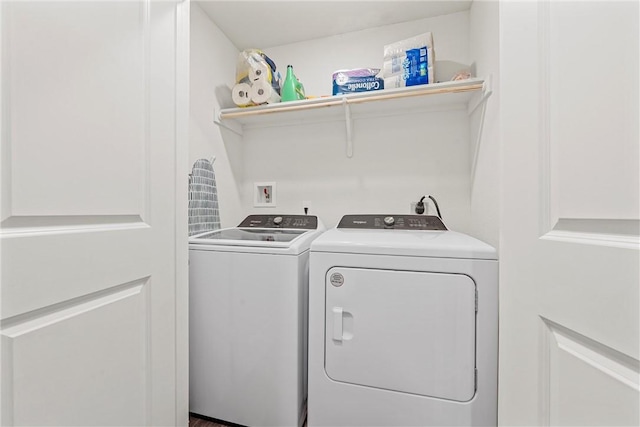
(311, 228), (497, 260)
(189, 215), (326, 254)
(194, 228), (306, 243)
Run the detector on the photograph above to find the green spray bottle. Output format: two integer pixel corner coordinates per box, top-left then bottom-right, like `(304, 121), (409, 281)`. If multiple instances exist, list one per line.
(281, 65), (303, 102)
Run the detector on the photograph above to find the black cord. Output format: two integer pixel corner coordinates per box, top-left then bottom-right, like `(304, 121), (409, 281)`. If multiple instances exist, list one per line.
(428, 195), (442, 219)
(414, 194), (443, 219)
(415, 196), (426, 214)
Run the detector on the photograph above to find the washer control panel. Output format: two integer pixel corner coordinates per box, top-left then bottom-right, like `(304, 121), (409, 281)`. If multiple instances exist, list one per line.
(337, 215), (447, 230)
(238, 215), (318, 229)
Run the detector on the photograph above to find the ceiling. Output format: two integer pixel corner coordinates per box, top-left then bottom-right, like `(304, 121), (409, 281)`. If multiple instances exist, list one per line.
(196, 1), (473, 50)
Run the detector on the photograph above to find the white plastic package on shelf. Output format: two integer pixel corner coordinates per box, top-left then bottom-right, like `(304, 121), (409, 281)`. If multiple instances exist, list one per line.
(383, 32), (435, 87)
(232, 49), (281, 106)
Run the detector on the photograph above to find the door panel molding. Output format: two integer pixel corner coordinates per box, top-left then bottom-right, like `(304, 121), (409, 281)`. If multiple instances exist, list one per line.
(538, 0), (553, 241)
(538, 0), (640, 249)
(541, 317), (640, 426)
(1, 277), (148, 332)
(1, 278), (150, 426)
(142, 0), (152, 225)
(0, 214), (146, 236)
(1, 1), (12, 222)
(541, 218), (640, 250)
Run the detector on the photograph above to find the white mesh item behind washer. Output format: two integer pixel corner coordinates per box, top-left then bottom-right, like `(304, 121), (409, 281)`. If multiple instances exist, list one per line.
(188, 158), (221, 236)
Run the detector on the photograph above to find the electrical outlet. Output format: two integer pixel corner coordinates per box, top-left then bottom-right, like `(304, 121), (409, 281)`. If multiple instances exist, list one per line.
(410, 201), (429, 214)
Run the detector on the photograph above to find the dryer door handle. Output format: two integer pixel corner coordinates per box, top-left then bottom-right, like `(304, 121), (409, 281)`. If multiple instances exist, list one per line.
(332, 307), (343, 341)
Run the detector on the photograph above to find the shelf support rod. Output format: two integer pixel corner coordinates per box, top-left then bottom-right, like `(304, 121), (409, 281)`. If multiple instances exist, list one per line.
(343, 97), (353, 158)
(470, 75), (493, 190)
(468, 74), (493, 116)
(213, 108), (243, 136)
(470, 95), (488, 187)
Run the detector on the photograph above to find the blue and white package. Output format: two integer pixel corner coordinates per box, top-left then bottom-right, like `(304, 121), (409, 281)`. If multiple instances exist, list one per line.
(383, 32), (435, 87)
(332, 68), (384, 96)
(404, 47), (429, 86)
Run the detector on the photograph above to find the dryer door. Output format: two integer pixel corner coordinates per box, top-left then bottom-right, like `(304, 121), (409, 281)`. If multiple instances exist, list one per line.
(325, 267), (477, 402)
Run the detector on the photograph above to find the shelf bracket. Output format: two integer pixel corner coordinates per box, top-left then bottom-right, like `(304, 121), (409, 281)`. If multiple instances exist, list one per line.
(343, 97), (353, 158)
(469, 74), (494, 190)
(213, 108), (243, 137)
(468, 74), (493, 116)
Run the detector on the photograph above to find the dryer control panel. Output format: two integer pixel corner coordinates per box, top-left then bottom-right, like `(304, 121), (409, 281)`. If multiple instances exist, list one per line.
(337, 215), (447, 230)
(238, 214), (319, 229)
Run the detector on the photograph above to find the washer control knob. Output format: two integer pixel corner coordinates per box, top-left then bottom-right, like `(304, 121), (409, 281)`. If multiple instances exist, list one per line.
(273, 216), (283, 226)
(383, 216), (395, 227)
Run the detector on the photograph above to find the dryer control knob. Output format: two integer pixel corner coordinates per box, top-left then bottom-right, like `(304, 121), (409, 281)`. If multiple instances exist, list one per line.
(273, 216), (283, 226)
(383, 216), (395, 227)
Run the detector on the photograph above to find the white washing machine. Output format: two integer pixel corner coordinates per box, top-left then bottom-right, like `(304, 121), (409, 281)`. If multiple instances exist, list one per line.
(308, 214), (498, 426)
(189, 214), (325, 427)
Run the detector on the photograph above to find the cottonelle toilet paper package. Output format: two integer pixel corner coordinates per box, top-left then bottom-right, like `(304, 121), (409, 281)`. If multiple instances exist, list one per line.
(383, 32), (435, 88)
(332, 68), (384, 95)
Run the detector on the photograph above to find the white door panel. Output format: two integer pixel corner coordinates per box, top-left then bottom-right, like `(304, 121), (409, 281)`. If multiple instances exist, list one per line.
(2, 282), (147, 426)
(1, 227), (150, 318)
(500, 1), (639, 425)
(544, 320), (640, 426)
(548, 2), (638, 221)
(1, 1), (188, 426)
(4, 1), (147, 217)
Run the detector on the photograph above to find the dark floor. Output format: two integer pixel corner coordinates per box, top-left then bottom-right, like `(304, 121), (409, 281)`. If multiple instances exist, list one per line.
(189, 414), (228, 427)
(189, 413), (307, 427)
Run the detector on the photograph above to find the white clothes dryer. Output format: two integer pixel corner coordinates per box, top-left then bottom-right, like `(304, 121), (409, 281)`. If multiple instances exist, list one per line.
(189, 214), (325, 427)
(308, 214), (498, 426)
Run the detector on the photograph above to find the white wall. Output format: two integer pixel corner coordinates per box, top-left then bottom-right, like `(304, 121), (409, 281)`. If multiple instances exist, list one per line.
(264, 11), (470, 97)
(241, 110), (472, 230)
(189, 3), (242, 228)
(469, 1), (501, 249)
(240, 11), (476, 230)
